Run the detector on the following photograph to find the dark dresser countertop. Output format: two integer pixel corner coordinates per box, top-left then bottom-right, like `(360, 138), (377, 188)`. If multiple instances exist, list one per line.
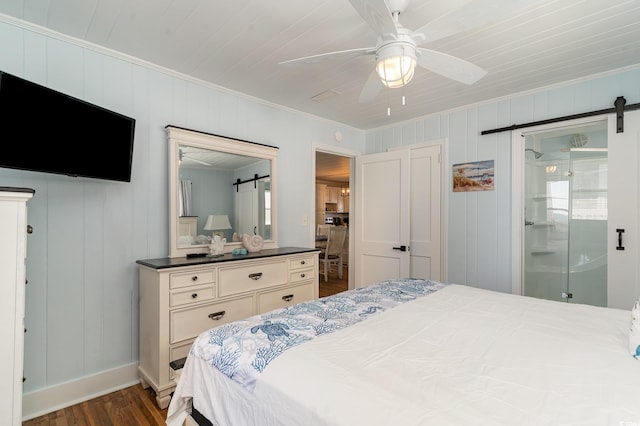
(137, 246), (319, 270)
(0, 187), (35, 194)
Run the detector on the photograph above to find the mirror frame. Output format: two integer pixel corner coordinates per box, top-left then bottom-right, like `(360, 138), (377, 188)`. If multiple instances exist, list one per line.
(167, 126), (279, 258)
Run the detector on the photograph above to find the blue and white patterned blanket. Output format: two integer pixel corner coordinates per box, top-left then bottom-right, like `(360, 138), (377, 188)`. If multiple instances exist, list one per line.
(189, 278), (448, 391)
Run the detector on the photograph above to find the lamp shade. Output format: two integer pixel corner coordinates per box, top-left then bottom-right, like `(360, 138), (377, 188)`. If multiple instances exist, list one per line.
(375, 44), (416, 89)
(204, 214), (232, 231)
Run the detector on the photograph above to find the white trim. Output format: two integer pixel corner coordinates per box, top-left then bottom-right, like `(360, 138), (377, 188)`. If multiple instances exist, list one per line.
(22, 362), (139, 421)
(312, 144), (361, 289)
(511, 130), (525, 295)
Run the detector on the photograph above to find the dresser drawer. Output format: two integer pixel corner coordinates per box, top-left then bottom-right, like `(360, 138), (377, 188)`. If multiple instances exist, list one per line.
(257, 282), (315, 313)
(170, 340), (193, 363)
(289, 267), (315, 283)
(169, 341), (193, 381)
(219, 261), (287, 297)
(170, 296), (254, 344)
(288, 254), (316, 270)
(170, 284), (216, 307)
(170, 269), (215, 289)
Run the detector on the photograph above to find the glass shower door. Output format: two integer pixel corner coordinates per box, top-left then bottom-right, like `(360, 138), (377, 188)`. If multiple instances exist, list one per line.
(566, 150), (608, 306)
(524, 148), (570, 302)
(523, 122), (608, 307)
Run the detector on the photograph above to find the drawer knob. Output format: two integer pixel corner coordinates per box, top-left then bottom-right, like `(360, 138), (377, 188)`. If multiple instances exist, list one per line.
(191, 293), (198, 299)
(208, 311), (226, 321)
(300, 260), (306, 265)
(191, 276), (198, 281)
(248, 272), (263, 280)
(282, 294), (294, 302)
(300, 273), (306, 278)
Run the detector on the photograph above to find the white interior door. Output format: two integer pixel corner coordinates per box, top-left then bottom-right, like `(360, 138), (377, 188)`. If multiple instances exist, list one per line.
(354, 150), (410, 287)
(409, 145), (442, 280)
(236, 184), (258, 235)
(607, 110), (640, 309)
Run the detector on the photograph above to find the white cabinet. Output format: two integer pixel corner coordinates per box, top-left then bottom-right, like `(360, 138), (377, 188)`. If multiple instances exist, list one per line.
(315, 184), (327, 229)
(137, 247), (319, 408)
(315, 184), (327, 209)
(337, 194), (349, 213)
(326, 186), (340, 204)
(0, 187), (34, 426)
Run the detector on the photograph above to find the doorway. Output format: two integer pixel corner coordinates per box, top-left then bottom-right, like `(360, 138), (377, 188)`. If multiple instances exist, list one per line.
(315, 151), (353, 295)
(513, 112), (640, 309)
(522, 121), (608, 306)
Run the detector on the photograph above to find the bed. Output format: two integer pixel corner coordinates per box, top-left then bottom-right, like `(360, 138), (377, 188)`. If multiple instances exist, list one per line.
(166, 279), (640, 426)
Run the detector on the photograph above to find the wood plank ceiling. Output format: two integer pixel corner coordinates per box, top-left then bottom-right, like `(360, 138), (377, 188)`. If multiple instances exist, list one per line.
(0, 0), (639, 130)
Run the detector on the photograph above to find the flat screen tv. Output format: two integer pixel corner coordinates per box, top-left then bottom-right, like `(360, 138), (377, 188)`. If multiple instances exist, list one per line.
(0, 71), (135, 182)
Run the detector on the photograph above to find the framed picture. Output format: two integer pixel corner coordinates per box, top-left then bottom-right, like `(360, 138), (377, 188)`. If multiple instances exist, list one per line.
(453, 160), (494, 192)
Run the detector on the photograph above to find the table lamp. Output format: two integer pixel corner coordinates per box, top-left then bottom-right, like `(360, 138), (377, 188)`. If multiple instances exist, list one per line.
(204, 214), (232, 237)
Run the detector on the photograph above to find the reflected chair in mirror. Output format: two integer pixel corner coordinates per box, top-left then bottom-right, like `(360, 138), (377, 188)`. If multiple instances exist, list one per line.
(319, 226), (347, 283)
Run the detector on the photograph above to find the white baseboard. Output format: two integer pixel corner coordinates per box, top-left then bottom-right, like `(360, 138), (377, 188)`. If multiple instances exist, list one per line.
(22, 362), (140, 421)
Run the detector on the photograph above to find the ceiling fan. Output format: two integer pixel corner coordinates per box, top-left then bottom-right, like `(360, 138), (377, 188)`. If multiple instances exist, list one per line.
(179, 148), (212, 166)
(279, 0), (538, 103)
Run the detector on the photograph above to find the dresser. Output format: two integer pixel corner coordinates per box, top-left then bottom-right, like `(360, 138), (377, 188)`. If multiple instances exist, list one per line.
(0, 187), (34, 425)
(137, 247), (319, 408)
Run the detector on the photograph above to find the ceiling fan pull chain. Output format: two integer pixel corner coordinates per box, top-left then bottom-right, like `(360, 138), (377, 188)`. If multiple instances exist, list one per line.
(402, 78), (406, 106)
(400, 46), (406, 107)
(387, 84), (391, 116)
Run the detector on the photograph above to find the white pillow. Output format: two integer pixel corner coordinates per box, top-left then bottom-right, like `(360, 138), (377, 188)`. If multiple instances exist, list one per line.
(631, 298), (640, 359)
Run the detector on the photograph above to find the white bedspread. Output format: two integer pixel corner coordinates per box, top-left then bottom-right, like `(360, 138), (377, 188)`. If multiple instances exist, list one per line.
(167, 284), (640, 426)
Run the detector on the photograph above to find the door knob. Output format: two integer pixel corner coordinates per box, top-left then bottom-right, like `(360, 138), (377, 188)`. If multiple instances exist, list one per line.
(392, 245), (407, 252)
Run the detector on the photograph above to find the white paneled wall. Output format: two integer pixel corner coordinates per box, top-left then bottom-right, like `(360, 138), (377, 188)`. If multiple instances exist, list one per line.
(0, 19), (365, 418)
(2, 11), (639, 419)
(365, 67), (640, 294)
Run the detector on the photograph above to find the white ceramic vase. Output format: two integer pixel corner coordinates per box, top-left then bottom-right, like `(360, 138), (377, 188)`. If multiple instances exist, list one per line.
(209, 235), (226, 256)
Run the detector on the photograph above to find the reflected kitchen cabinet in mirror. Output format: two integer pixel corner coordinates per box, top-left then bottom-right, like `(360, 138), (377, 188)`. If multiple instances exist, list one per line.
(167, 126), (279, 257)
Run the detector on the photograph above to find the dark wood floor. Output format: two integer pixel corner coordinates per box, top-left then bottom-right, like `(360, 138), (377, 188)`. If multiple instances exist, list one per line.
(23, 271), (348, 425)
(318, 266), (349, 297)
(22, 384), (167, 426)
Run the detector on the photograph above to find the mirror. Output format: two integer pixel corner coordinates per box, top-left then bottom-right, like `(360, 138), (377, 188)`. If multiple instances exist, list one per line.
(167, 126), (278, 257)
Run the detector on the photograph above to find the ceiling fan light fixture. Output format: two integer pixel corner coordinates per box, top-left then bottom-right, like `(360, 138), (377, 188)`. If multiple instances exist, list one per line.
(375, 44), (416, 88)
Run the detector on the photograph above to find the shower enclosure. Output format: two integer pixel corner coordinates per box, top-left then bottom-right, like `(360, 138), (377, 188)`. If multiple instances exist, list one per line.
(523, 121), (608, 307)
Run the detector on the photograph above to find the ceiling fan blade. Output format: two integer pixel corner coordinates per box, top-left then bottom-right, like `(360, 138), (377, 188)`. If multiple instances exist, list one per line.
(416, 48), (487, 85)
(348, 0), (397, 36)
(358, 69), (383, 103)
(411, 0), (543, 45)
(279, 47), (375, 66)
(182, 155), (212, 166)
